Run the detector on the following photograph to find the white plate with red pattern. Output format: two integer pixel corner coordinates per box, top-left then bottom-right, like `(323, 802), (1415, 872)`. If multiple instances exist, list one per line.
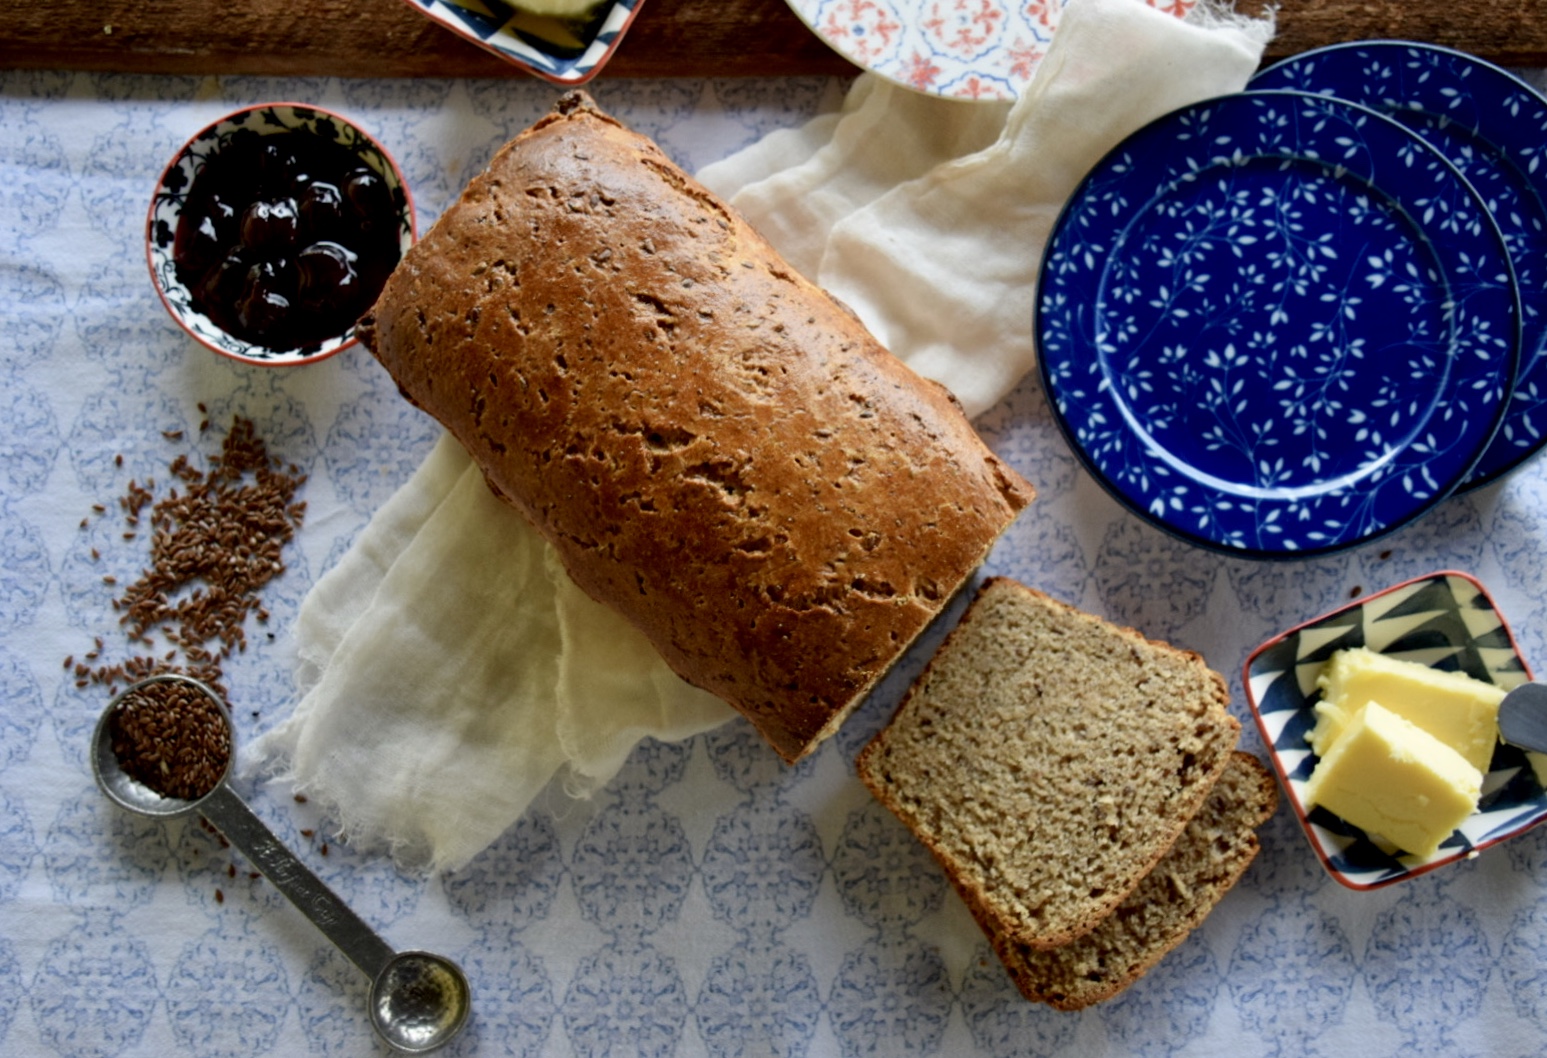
(784, 0), (1194, 101)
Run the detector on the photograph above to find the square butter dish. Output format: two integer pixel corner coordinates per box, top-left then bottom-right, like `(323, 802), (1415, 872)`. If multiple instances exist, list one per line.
(1244, 571), (1547, 890)
(401, 0), (645, 84)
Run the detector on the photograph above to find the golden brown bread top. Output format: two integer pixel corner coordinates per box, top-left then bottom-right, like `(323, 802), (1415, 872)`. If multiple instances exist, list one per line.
(359, 93), (1034, 762)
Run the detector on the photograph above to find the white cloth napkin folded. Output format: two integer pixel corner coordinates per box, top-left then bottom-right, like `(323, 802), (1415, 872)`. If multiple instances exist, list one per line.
(254, 433), (734, 870)
(700, 0), (1273, 417)
(252, 0), (1274, 872)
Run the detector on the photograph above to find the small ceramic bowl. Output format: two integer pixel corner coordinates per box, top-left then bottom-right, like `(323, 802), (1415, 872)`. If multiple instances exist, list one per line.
(146, 103), (415, 367)
(402, 0), (647, 85)
(1244, 570), (1546, 890)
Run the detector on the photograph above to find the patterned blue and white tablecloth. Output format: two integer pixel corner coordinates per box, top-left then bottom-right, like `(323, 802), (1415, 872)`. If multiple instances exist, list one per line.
(6, 66), (1547, 1058)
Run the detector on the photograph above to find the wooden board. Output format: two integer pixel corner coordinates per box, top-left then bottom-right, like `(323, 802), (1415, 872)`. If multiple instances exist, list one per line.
(3, 0), (1544, 80)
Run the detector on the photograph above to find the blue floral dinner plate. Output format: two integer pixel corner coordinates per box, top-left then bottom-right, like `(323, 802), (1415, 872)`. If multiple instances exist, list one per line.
(1252, 42), (1547, 492)
(1037, 90), (1520, 558)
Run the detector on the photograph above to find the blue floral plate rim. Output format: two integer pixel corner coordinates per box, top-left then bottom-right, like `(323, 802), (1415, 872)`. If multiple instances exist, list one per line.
(1242, 569), (1546, 891)
(1036, 89), (1520, 559)
(1251, 40), (1547, 493)
(402, 0), (645, 85)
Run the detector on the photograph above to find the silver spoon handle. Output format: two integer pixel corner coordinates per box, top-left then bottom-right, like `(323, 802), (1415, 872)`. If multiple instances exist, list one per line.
(1500, 682), (1547, 754)
(200, 784), (395, 979)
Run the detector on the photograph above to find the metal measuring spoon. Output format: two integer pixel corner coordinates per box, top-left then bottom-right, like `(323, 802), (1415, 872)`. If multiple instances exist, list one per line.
(91, 674), (471, 1054)
(1499, 681), (1547, 754)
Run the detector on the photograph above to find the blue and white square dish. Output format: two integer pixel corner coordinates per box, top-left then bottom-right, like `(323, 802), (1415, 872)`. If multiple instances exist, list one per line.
(1244, 570), (1547, 890)
(403, 0), (645, 85)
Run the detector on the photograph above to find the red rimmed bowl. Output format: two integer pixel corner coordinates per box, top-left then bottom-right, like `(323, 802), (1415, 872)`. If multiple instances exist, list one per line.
(402, 0), (648, 85)
(147, 103), (416, 367)
(1243, 570), (1546, 890)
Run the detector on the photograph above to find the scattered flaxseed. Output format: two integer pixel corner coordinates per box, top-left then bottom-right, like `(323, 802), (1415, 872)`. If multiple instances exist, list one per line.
(215, 888), (224, 904)
(194, 821), (232, 850)
(68, 415), (307, 696)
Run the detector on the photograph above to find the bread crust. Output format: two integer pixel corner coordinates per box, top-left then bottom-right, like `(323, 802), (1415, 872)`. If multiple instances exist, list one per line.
(358, 93), (1034, 762)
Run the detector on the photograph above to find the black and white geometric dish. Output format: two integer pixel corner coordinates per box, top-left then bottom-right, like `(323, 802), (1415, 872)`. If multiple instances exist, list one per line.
(1244, 571), (1547, 890)
(401, 0), (645, 85)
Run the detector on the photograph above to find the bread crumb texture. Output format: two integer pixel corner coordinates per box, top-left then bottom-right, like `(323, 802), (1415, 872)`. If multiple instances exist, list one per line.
(990, 751), (1277, 1009)
(857, 577), (1240, 950)
(359, 93), (1034, 763)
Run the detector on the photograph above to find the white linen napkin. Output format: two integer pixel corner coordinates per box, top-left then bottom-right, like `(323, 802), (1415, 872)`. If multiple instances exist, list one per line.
(252, 0), (1274, 872)
(254, 433), (734, 870)
(699, 0), (1274, 417)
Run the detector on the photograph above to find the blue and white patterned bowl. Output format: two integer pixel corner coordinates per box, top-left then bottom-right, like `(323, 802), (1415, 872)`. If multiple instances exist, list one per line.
(1243, 570), (1547, 890)
(401, 0), (646, 85)
(146, 103), (416, 368)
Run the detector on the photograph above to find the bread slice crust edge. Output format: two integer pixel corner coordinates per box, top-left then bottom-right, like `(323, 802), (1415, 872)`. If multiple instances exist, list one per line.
(856, 577), (1240, 950)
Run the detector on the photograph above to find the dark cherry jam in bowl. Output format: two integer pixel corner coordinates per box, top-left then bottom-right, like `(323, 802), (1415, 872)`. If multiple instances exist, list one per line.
(147, 103), (415, 366)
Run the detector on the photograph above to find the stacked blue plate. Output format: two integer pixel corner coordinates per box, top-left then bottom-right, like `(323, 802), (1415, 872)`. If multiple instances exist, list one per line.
(1037, 41), (1547, 559)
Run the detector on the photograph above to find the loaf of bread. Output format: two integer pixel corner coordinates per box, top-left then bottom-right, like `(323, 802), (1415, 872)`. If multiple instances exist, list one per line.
(984, 751), (1276, 1009)
(357, 93), (1035, 763)
(856, 577), (1240, 949)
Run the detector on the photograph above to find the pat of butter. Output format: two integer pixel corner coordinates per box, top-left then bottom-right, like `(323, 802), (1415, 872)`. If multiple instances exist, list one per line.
(1310, 647), (1503, 772)
(1303, 701), (1482, 857)
(512, 0), (602, 17)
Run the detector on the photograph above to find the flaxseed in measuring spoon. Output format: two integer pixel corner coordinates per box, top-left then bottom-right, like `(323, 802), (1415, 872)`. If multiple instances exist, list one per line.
(92, 673), (470, 1054)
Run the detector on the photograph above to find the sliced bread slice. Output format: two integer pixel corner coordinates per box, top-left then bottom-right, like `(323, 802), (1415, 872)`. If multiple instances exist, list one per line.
(985, 750), (1277, 1009)
(855, 577), (1240, 950)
